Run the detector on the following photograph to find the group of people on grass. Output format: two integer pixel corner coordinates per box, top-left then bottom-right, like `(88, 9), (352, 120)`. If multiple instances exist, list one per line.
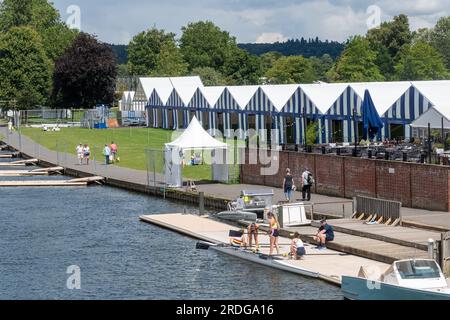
(282, 168), (315, 203)
(76, 141), (118, 165)
(230, 209), (334, 259)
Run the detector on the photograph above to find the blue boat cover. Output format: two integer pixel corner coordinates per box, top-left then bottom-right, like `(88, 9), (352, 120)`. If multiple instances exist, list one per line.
(362, 90), (384, 140)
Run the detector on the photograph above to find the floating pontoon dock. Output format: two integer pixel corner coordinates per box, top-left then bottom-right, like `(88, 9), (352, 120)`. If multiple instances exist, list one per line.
(139, 214), (388, 286)
(0, 159), (38, 167)
(0, 153), (19, 159)
(0, 167), (64, 177)
(0, 176), (105, 187)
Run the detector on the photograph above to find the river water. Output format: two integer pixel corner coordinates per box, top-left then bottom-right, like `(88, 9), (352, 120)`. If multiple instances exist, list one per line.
(0, 158), (342, 300)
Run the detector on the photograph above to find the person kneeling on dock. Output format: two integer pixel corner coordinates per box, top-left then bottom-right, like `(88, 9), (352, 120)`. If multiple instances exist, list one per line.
(313, 219), (334, 250)
(230, 229), (248, 248)
(290, 232), (305, 260)
(247, 222), (259, 252)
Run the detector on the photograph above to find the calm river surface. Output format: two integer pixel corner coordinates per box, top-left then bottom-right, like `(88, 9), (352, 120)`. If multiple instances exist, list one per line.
(0, 160), (342, 300)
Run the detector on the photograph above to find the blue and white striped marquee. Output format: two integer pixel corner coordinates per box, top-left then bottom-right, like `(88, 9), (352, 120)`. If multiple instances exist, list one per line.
(139, 77), (450, 145)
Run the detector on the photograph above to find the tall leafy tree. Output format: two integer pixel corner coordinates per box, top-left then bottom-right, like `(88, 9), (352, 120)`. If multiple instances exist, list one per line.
(310, 54), (334, 82)
(222, 47), (262, 85)
(260, 51), (283, 74)
(53, 33), (117, 108)
(328, 36), (384, 82)
(0, 26), (53, 109)
(190, 67), (226, 86)
(429, 16), (450, 70)
(152, 41), (188, 76)
(127, 28), (183, 76)
(180, 21), (236, 71)
(0, 0), (77, 61)
(366, 14), (412, 79)
(394, 41), (448, 80)
(265, 56), (316, 84)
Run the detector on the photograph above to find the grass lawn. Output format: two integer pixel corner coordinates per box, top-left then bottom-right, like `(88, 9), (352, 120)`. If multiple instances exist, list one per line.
(20, 127), (242, 181)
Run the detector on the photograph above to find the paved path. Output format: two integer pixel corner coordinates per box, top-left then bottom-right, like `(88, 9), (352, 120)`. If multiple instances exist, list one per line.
(1, 126), (450, 230)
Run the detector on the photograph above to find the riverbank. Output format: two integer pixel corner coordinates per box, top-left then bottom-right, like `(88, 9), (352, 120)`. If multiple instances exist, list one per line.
(1, 126), (449, 267)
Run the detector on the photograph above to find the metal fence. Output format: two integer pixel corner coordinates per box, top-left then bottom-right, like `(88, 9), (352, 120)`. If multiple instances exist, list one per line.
(353, 195), (402, 225)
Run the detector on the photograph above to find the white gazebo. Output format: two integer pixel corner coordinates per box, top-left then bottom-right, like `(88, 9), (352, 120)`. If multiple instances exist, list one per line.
(164, 116), (228, 187)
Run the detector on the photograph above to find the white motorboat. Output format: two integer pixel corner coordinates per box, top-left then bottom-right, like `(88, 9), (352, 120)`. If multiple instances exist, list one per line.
(342, 259), (450, 300)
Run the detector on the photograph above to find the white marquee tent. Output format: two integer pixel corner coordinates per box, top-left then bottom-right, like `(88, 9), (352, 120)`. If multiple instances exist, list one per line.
(164, 116), (228, 187)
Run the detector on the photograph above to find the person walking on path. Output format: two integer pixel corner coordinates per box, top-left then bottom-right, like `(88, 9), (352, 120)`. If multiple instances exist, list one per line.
(83, 144), (90, 165)
(76, 144), (84, 165)
(110, 142), (118, 163)
(267, 212), (280, 257)
(103, 144), (111, 165)
(7, 119), (13, 134)
(282, 168), (295, 202)
(301, 168), (314, 201)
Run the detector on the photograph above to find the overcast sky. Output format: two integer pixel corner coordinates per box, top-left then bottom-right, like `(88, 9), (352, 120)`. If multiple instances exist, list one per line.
(53, 0), (450, 44)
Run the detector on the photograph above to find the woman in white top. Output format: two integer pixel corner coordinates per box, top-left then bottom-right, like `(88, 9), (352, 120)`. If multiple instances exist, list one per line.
(76, 144), (84, 165)
(290, 232), (305, 260)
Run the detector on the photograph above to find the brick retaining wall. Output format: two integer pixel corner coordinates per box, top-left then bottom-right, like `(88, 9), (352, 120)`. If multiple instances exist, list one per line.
(241, 149), (450, 212)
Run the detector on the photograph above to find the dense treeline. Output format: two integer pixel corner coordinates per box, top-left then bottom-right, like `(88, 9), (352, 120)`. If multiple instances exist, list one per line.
(0, 0), (117, 109)
(238, 38), (344, 59)
(109, 44), (128, 65)
(0, 1), (448, 110)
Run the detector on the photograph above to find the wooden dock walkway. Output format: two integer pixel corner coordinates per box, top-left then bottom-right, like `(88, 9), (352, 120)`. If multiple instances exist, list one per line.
(0, 167), (63, 177)
(0, 159), (38, 167)
(312, 219), (442, 251)
(140, 213), (389, 286)
(0, 176), (105, 187)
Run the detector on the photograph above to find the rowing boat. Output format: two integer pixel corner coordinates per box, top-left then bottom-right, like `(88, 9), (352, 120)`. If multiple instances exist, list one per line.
(199, 242), (320, 279)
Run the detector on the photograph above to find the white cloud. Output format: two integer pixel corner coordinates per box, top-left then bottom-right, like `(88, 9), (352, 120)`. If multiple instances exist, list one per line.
(255, 32), (288, 43)
(52, 0), (450, 44)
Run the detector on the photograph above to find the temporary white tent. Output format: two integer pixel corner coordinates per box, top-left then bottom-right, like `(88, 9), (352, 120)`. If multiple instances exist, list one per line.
(410, 106), (450, 129)
(164, 116), (228, 187)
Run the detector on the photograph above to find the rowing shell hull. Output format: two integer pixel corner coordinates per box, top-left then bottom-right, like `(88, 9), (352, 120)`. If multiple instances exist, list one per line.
(210, 245), (320, 279)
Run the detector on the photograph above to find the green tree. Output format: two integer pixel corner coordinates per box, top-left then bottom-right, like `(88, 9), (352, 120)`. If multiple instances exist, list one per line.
(265, 56), (316, 84)
(190, 67), (226, 86)
(366, 14), (412, 79)
(152, 41), (188, 76)
(222, 47), (262, 85)
(429, 16), (450, 70)
(0, 0), (77, 61)
(394, 41), (448, 80)
(260, 51), (283, 74)
(328, 36), (384, 82)
(180, 21), (236, 71)
(127, 28), (183, 76)
(53, 33), (117, 108)
(0, 26), (52, 109)
(310, 54), (334, 82)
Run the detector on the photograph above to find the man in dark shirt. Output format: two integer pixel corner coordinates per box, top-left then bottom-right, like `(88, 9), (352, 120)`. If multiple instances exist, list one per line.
(313, 219), (334, 249)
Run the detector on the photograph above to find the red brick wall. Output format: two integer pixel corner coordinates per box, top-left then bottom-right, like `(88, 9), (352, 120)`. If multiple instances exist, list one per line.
(376, 161), (412, 207)
(344, 157), (376, 198)
(240, 150), (450, 212)
(314, 155), (345, 197)
(411, 165), (450, 211)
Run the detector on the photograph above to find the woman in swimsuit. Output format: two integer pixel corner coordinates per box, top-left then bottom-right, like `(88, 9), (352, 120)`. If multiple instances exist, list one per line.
(267, 212), (280, 256)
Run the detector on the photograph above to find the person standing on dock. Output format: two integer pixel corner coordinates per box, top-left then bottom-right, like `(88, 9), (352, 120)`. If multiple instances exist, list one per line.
(301, 168), (314, 202)
(267, 212), (280, 257)
(282, 168), (295, 202)
(247, 222), (260, 252)
(76, 144), (84, 165)
(103, 144), (111, 165)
